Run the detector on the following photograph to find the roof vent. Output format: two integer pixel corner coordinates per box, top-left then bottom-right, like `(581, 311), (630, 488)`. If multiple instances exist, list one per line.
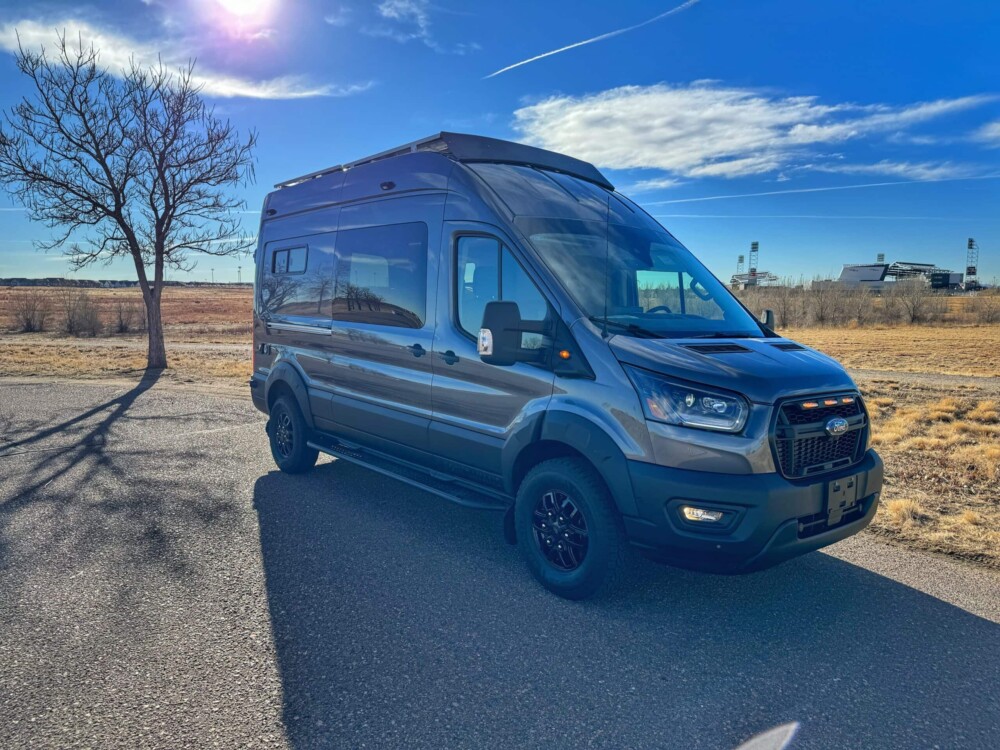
(681, 343), (752, 354)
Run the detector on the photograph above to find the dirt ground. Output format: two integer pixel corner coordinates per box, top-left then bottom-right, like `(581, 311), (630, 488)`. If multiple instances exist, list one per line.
(1, 285), (997, 567)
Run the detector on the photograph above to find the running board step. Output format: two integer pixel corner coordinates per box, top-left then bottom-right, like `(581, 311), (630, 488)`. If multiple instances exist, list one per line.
(307, 437), (510, 512)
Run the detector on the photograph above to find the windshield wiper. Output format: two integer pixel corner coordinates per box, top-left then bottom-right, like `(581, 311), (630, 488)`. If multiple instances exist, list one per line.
(588, 316), (663, 339)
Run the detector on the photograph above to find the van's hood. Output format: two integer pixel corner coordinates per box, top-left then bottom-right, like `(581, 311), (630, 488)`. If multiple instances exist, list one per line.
(609, 336), (856, 404)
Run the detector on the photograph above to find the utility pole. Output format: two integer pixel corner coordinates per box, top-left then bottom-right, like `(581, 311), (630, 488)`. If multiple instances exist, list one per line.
(238, 266), (242, 285)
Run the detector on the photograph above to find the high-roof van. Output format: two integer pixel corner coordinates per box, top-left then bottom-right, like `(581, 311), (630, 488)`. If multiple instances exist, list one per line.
(250, 133), (883, 599)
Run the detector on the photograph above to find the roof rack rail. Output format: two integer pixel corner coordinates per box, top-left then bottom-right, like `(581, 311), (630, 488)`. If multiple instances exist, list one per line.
(274, 132), (613, 191)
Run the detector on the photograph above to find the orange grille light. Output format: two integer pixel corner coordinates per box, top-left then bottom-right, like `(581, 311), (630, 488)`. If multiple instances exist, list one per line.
(841, 396), (855, 404)
(823, 398), (838, 406)
(801, 401), (819, 409)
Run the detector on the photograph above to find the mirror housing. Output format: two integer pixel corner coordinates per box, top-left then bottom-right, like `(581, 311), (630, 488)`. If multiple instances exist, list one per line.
(761, 309), (776, 330)
(479, 301), (527, 366)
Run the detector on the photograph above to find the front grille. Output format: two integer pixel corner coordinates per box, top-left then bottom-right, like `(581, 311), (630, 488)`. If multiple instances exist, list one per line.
(773, 394), (867, 478)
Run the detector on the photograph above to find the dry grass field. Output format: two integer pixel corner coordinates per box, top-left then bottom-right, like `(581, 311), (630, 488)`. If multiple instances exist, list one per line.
(1, 285), (997, 566)
(789, 325), (1000, 377)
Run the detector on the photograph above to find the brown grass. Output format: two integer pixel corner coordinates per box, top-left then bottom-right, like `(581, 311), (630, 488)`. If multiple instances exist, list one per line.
(789, 325), (1000, 376)
(860, 377), (1000, 566)
(0, 286), (252, 342)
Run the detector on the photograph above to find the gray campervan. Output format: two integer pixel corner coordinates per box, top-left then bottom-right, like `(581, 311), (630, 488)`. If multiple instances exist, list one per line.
(250, 133), (883, 599)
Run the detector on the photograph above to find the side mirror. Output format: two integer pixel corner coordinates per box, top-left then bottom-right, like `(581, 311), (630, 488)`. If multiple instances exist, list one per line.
(478, 300), (525, 366)
(761, 309), (775, 329)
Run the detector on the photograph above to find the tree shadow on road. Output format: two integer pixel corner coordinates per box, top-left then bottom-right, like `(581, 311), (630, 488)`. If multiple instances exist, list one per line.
(254, 463), (1000, 750)
(0, 371), (239, 599)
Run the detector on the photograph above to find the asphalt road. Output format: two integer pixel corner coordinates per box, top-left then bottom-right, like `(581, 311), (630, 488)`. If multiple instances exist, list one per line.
(1, 378), (998, 750)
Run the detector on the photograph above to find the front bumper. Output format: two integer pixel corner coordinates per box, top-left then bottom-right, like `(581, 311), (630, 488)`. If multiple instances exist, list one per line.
(622, 450), (883, 573)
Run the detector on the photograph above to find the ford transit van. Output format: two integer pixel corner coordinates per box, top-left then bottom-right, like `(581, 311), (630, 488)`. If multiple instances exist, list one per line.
(250, 133), (883, 599)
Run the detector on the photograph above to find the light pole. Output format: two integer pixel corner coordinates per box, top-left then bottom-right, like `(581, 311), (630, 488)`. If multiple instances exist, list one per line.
(238, 266), (242, 285)
(210, 268), (215, 284)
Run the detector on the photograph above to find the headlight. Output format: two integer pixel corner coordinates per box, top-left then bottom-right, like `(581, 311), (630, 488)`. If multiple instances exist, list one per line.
(624, 366), (749, 433)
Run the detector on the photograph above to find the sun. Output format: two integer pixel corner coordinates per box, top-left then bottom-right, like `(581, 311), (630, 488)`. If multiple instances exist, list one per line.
(215, 0), (275, 19)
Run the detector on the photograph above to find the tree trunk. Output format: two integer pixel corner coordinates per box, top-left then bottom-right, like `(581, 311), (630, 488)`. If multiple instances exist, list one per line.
(145, 294), (167, 370)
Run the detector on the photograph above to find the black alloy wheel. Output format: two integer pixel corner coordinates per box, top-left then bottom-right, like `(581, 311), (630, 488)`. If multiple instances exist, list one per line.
(531, 490), (589, 571)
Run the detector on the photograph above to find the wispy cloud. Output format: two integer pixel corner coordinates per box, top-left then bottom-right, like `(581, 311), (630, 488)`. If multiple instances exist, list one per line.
(514, 82), (995, 180)
(973, 120), (1000, 147)
(643, 175), (1000, 205)
(486, 0), (703, 78)
(0, 18), (369, 99)
(365, 0), (479, 55)
(812, 160), (978, 181)
(324, 6), (352, 27)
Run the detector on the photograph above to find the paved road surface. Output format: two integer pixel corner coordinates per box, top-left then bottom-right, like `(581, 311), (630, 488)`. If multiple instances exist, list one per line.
(1, 378), (998, 749)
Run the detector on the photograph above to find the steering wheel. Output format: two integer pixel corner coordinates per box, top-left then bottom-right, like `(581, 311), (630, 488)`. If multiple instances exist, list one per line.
(647, 305), (673, 314)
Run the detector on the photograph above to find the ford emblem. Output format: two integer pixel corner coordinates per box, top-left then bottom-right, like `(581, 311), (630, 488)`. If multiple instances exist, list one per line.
(825, 417), (850, 437)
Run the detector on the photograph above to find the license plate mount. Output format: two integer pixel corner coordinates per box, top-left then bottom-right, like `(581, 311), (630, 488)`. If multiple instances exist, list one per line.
(826, 473), (861, 525)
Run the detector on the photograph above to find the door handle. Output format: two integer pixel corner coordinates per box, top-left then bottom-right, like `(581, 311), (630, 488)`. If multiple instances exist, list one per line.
(441, 350), (459, 365)
(408, 343), (426, 358)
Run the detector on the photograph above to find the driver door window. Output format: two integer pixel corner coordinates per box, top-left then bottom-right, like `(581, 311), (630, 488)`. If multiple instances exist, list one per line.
(456, 236), (548, 345)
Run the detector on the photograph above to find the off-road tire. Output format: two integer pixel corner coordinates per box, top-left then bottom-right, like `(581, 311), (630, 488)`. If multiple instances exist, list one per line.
(514, 457), (631, 600)
(267, 394), (319, 474)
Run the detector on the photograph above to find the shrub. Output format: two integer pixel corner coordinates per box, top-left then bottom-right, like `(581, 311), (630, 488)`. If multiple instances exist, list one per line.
(61, 289), (103, 337)
(11, 288), (50, 332)
(971, 292), (1000, 324)
(112, 297), (146, 334)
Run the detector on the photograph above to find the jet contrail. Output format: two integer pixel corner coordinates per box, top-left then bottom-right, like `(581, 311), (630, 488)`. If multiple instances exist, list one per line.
(654, 214), (996, 221)
(485, 0), (704, 78)
(643, 174), (1000, 204)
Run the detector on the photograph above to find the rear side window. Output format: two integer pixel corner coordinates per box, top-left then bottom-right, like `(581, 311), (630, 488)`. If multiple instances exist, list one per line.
(456, 236), (548, 344)
(272, 246), (307, 275)
(261, 240), (336, 320)
(332, 222), (428, 328)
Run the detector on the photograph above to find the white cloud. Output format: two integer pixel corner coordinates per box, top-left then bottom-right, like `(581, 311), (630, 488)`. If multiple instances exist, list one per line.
(365, 0), (478, 55)
(513, 82), (995, 180)
(0, 18), (368, 99)
(974, 120), (1000, 146)
(813, 160), (977, 181)
(324, 7), (352, 27)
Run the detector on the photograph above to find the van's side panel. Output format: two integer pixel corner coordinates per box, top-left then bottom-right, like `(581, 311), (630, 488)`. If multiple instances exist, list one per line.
(428, 220), (555, 475)
(320, 193), (444, 454)
(255, 206), (341, 423)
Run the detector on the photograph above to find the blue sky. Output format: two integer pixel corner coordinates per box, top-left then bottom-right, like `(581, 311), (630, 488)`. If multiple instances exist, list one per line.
(0, 0), (998, 283)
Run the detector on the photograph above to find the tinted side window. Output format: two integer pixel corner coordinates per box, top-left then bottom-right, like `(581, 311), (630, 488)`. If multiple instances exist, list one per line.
(271, 246), (307, 275)
(457, 236), (499, 335)
(455, 236), (548, 339)
(261, 240), (336, 320)
(332, 222), (427, 328)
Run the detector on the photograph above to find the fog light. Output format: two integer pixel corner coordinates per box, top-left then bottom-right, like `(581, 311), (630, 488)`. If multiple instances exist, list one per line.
(681, 506), (724, 522)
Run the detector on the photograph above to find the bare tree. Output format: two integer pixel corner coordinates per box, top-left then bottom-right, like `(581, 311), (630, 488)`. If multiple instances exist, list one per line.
(888, 279), (931, 324)
(0, 34), (256, 368)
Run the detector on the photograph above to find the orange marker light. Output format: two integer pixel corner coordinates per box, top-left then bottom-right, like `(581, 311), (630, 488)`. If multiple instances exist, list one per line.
(558, 349), (572, 360)
(841, 397), (855, 404)
(802, 401), (819, 409)
(824, 399), (838, 406)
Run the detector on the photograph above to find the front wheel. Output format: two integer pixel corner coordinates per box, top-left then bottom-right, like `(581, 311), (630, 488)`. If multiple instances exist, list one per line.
(514, 457), (631, 599)
(267, 394), (319, 474)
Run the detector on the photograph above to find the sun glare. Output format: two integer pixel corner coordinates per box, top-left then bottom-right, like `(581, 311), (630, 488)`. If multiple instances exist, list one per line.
(215, 0), (275, 19)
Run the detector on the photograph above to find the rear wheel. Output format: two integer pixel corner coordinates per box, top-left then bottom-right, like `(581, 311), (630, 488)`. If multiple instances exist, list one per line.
(515, 457), (631, 599)
(267, 394), (319, 474)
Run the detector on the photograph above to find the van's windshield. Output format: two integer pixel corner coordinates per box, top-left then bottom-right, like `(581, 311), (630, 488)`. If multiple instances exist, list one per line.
(516, 217), (764, 339)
